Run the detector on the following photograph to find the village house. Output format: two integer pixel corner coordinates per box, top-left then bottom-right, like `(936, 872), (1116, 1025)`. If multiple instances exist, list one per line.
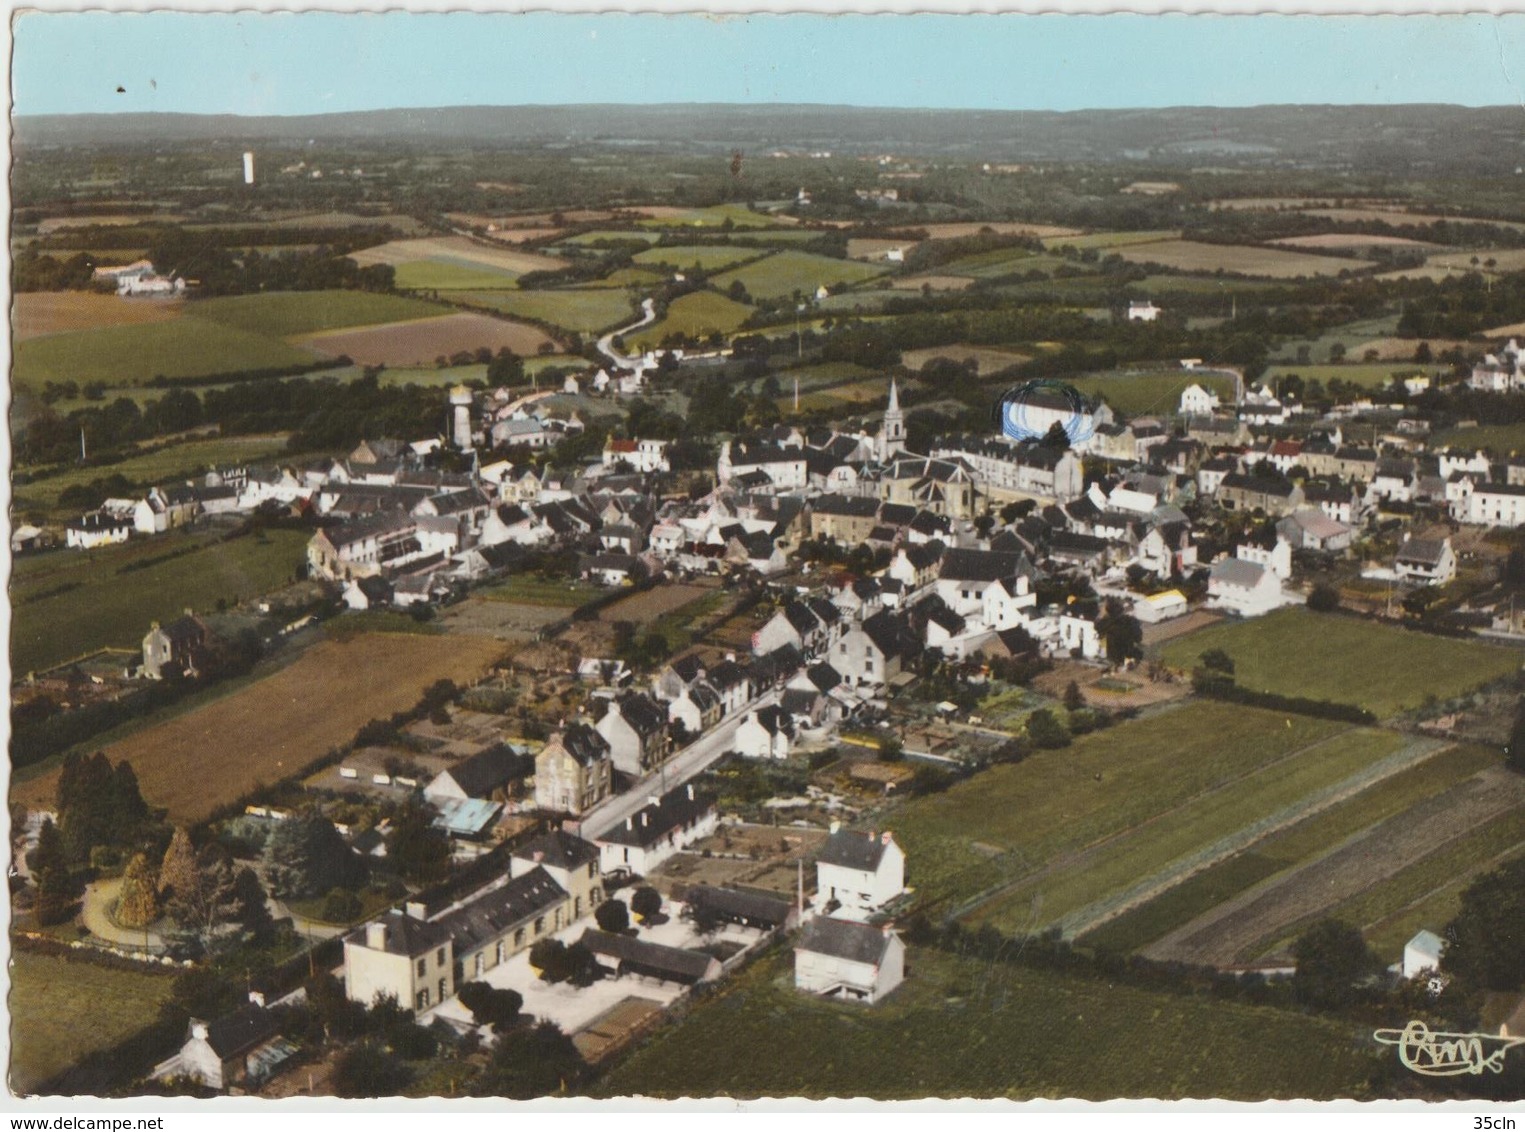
(929, 437), (1084, 503)
(595, 693), (672, 776)
(602, 437), (671, 474)
(594, 784), (718, 877)
(65, 509), (134, 550)
(833, 610), (917, 692)
(1394, 535), (1457, 587)
(667, 679), (723, 735)
(794, 918), (906, 1005)
(1461, 482), (1525, 527)
(142, 613), (215, 680)
(815, 828), (906, 920)
(1216, 472), (1304, 516)
(1207, 556), (1285, 618)
(533, 724), (614, 816)
(1277, 509), (1354, 553)
(734, 704), (796, 759)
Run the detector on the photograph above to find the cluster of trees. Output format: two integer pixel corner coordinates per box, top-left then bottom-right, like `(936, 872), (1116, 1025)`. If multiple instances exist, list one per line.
(527, 937), (602, 986)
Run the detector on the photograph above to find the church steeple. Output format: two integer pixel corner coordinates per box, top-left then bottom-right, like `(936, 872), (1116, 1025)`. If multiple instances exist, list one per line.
(878, 376), (906, 460)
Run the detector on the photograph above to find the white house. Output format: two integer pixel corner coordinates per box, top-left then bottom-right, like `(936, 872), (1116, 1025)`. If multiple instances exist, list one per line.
(65, 510), (133, 549)
(1179, 383), (1220, 416)
(1462, 483), (1525, 527)
(1402, 929), (1445, 980)
(794, 917), (905, 1005)
(734, 705), (795, 760)
(1236, 537), (1293, 582)
(1394, 536), (1457, 587)
(594, 784), (718, 877)
(1056, 613), (1102, 659)
(1127, 300), (1162, 322)
(815, 828), (905, 920)
(1206, 557), (1284, 618)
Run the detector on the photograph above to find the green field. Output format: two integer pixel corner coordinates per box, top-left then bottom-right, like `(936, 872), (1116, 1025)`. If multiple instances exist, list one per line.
(1070, 370), (1238, 417)
(393, 259), (522, 290)
(888, 701), (1350, 913)
(632, 245), (769, 272)
(628, 290), (754, 349)
(937, 246), (1044, 279)
(1157, 609), (1519, 718)
(973, 727), (1410, 935)
(557, 230), (661, 247)
(15, 434), (292, 511)
(1250, 805), (1525, 964)
(1436, 422), (1525, 454)
(712, 251), (890, 301)
(1042, 230), (1179, 251)
(192, 290), (445, 337)
(638, 204), (782, 230)
(595, 947), (1385, 1100)
(1080, 743), (1499, 955)
(480, 575), (600, 608)
(9, 951), (176, 1095)
(1264, 363), (1438, 389)
(578, 266), (666, 289)
(11, 528), (309, 675)
(13, 316), (317, 388)
(1131, 274), (1276, 296)
(457, 288), (638, 333)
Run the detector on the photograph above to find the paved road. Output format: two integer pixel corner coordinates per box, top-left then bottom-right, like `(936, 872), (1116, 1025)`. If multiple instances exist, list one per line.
(579, 690), (778, 840)
(594, 298), (657, 371)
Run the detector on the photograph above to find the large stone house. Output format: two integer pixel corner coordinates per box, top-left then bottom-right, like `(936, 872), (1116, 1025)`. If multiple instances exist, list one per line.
(533, 724), (613, 816)
(142, 613), (215, 680)
(595, 693), (671, 776)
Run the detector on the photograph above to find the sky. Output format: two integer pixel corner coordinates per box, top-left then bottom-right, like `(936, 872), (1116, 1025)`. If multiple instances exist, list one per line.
(12, 11), (1525, 117)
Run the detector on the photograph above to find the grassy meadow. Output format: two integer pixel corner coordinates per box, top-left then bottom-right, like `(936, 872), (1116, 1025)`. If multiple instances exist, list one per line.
(1156, 609), (1519, 717)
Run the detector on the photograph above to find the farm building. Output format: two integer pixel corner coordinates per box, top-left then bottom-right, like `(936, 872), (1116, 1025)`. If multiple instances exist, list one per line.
(683, 885), (799, 933)
(794, 917), (905, 1005)
(65, 509), (134, 550)
(151, 1002), (297, 1093)
(579, 929), (722, 986)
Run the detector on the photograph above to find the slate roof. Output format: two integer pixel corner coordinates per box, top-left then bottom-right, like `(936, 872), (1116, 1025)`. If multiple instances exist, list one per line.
(438, 745), (529, 799)
(578, 929), (717, 983)
(1210, 558), (1269, 588)
(614, 693), (668, 736)
(554, 723), (611, 767)
(438, 866), (567, 954)
(939, 548), (1028, 583)
(1396, 538), (1450, 568)
(598, 785), (716, 849)
(513, 829), (600, 871)
(818, 828), (891, 872)
(685, 884), (793, 928)
(344, 909), (452, 958)
(204, 1003), (280, 1060)
(796, 916), (896, 965)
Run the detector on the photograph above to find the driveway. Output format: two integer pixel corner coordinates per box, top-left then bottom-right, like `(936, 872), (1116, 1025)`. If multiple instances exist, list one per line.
(80, 877), (168, 951)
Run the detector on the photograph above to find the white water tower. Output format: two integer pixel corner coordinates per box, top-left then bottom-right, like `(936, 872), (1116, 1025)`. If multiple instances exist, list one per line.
(242, 151), (255, 185)
(449, 385), (474, 451)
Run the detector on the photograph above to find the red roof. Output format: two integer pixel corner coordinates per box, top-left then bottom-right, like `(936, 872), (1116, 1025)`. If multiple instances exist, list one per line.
(1270, 440), (1303, 457)
(607, 439), (638, 453)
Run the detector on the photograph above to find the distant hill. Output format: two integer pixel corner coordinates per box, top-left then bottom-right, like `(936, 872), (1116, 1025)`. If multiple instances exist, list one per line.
(14, 103), (1525, 171)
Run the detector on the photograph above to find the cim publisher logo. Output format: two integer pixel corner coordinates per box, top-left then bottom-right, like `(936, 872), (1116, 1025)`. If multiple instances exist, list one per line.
(993, 379), (1096, 446)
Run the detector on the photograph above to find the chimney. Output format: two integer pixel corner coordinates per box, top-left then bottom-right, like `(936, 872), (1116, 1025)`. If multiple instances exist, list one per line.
(626, 816), (634, 831)
(642, 812), (649, 827)
(190, 1020), (209, 1041)
(405, 900), (428, 921)
(366, 921), (386, 949)
(248, 990), (266, 1008)
(687, 784), (695, 801)
(533, 850), (544, 863)
(829, 820), (841, 834)
(882, 924), (893, 938)
(881, 830), (892, 845)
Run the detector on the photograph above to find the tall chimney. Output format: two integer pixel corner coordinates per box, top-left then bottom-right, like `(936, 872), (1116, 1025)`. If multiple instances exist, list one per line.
(366, 921), (386, 949)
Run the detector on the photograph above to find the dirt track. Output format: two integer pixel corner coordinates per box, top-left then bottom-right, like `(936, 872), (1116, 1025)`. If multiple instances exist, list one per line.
(1142, 766), (1525, 967)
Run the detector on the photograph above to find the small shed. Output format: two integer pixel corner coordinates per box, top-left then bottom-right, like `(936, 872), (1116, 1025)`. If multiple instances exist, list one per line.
(1403, 929), (1445, 979)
